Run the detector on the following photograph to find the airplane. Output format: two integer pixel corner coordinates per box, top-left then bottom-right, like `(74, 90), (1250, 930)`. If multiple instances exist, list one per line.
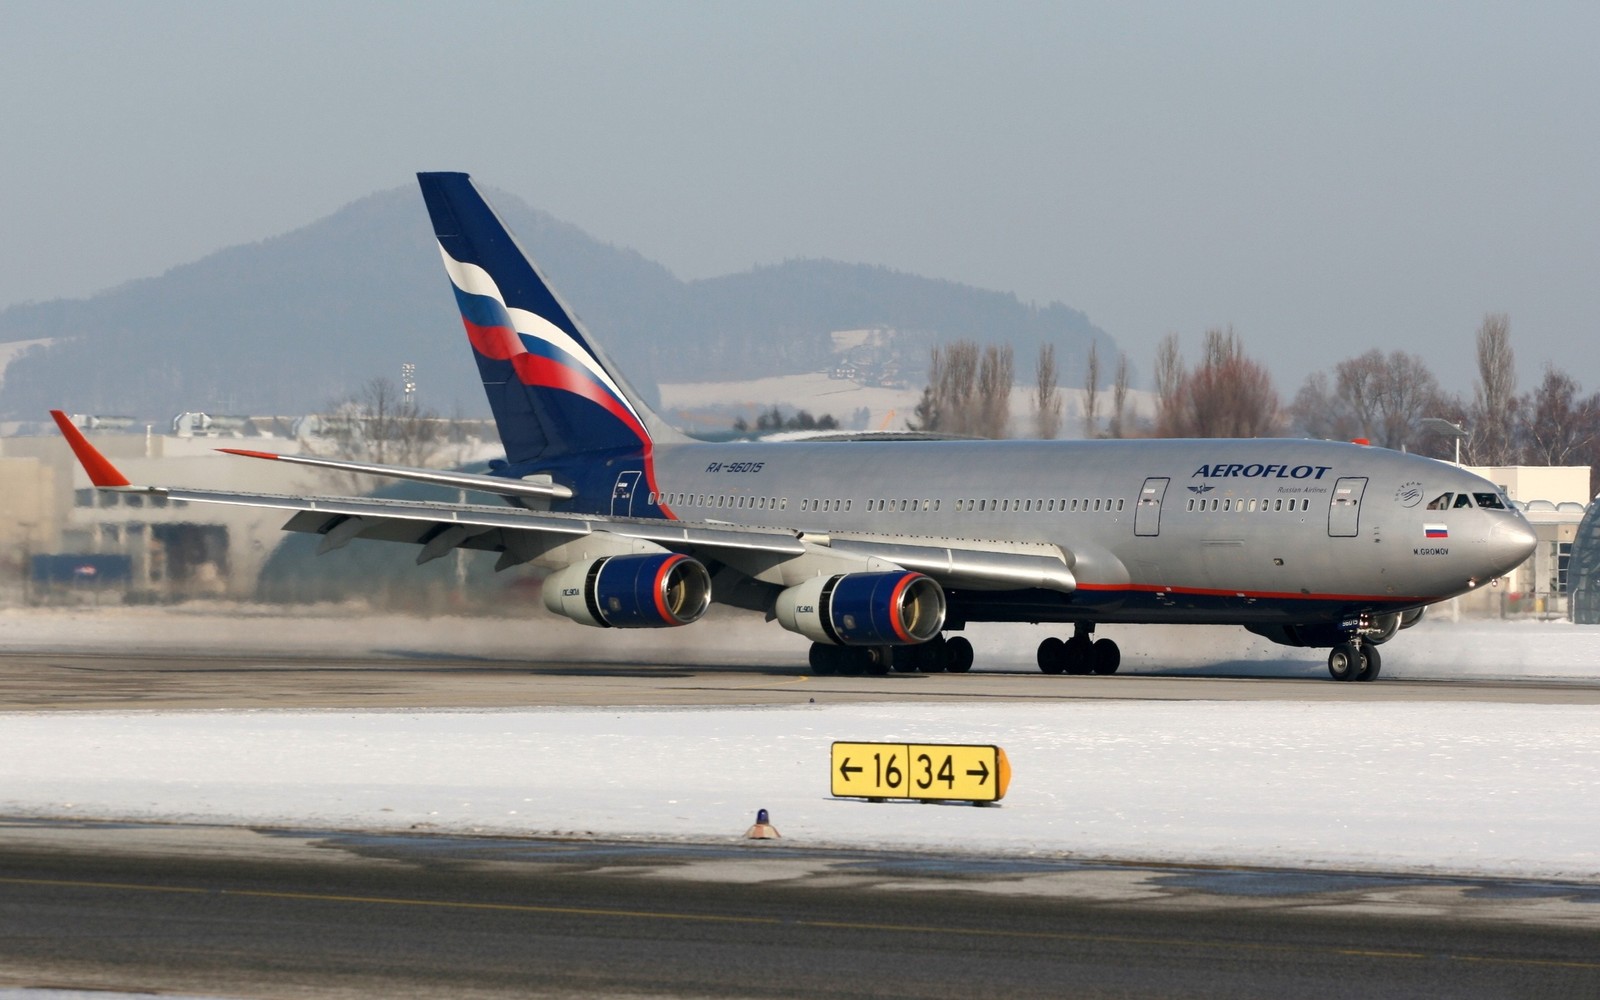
(51, 171), (1538, 682)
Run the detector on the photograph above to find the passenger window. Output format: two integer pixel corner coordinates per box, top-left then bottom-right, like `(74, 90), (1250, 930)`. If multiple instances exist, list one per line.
(1426, 493), (1452, 510)
(1474, 492), (1507, 510)
(1454, 493), (1475, 509)
(1274, 498), (1283, 511)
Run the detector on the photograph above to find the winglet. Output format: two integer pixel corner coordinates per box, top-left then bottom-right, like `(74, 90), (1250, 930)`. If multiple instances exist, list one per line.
(49, 410), (132, 487)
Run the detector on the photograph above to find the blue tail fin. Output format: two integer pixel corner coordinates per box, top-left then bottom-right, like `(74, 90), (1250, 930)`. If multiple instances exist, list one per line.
(417, 172), (680, 464)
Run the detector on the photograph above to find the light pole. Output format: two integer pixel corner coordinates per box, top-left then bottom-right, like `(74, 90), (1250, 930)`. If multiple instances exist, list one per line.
(1420, 417), (1467, 465)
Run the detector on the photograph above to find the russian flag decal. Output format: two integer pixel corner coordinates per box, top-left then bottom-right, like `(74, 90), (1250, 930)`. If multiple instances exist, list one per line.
(1425, 523), (1449, 539)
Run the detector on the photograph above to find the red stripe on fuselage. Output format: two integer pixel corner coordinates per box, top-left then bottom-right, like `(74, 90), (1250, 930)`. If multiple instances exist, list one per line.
(1074, 581), (1429, 604)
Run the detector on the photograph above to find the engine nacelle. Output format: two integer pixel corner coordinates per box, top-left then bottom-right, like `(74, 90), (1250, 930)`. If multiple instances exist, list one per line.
(543, 553), (711, 628)
(774, 571), (946, 646)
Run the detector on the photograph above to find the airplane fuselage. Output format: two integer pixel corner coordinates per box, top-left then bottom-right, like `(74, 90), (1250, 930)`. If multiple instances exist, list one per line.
(540, 435), (1535, 630)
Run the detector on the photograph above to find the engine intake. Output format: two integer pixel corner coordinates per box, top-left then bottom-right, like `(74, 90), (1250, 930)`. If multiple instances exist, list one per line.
(543, 553), (711, 628)
(774, 571), (946, 646)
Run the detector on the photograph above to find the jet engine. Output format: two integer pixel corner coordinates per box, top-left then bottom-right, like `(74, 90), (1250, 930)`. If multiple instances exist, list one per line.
(774, 571), (946, 646)
(543, 553), (712, 628)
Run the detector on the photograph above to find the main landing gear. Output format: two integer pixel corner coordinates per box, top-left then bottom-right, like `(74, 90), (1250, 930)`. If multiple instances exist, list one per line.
(808, 634), (975, 676)
(1036, 623), (1120, 675)
(1327, 638), (1381, 682)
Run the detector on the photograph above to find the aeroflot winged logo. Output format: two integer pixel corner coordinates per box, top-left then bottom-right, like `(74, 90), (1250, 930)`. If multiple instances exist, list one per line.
(438, 243), (649, 445)
(1192, 463), (1334, 480)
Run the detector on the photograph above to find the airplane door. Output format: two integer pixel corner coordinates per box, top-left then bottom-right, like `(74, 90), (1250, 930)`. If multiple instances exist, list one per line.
(1328, 477), (1367, 537)
(1135, 477), (1169, 537)
(611, 471), (641, 517)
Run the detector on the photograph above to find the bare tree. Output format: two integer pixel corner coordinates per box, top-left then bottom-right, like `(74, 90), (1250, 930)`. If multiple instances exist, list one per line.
(1471, 313), (1518, 465)
(1108, 351), (1130, 438)
(1081, 342), (1100, 438)
(1287, 371), (1353, 442)
(1292, 349), (1444, 450)
(1034, 343), (1063, 440)
(1153, 333), (1186, 437)
(1159, 327), (1281, 438)
(306, 378), (447, 493)
(909, 340), (999, 436)
(1521, 365), (1600, 467)
(976, 344), (1014, 439)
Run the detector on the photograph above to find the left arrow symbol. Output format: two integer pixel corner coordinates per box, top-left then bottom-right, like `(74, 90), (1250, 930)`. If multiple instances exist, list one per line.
(839, 757), (863, 782)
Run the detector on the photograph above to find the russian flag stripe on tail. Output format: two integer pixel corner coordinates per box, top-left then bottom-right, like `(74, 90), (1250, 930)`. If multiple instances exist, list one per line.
(417, 172), (678, 465)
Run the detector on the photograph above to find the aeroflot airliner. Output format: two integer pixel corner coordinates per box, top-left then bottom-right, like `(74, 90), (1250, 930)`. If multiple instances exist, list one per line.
(52, 172), (1538, 681)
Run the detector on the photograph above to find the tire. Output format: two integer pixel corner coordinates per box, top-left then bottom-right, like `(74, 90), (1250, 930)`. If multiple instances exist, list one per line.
(1327, 642), (1360, 682)
(945, 635), (975, 673)
(808, 643), (838, 676)
(1090, 637), (1121, 675)
(1064, 636), (1093, 675)
(892, 642), (924, 673)
(918, 635), (949, 673)
(1037, 636), (1066, 674)
(1355, 642), (1382, 682)
(864, 647), (891, 676)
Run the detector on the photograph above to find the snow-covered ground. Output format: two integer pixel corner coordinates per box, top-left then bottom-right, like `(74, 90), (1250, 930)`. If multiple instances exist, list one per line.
(2, 608), (1598, 882)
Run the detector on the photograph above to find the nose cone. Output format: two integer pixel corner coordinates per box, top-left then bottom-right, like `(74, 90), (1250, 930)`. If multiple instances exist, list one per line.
(1487, 517), (1537, 576)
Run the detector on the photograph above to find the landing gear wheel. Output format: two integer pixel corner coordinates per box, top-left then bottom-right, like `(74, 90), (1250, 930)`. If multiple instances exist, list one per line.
(1089, 637), (1121, 675)
(863, 647), (892, 676)
(892, 642), (924, 673)
(808, 643), (839, 676)
(944, 635), (974, 673)
(1327, 642), (1360, 682)
(1037, 636), (1066, 675)
(1063, 636), (1093, 675)
(1355, 642), (1382, 682)
(918, 635), (949, 673)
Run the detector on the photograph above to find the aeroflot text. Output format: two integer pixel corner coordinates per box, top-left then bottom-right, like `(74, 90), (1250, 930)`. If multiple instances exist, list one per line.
(1192, 464), (1334, 480)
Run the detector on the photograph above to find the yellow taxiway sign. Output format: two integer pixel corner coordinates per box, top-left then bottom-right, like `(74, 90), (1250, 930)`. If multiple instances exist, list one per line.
(831, 741), (1010, 803)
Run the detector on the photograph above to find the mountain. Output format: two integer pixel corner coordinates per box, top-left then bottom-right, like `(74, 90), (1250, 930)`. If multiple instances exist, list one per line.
(0, 186), (1118, 422)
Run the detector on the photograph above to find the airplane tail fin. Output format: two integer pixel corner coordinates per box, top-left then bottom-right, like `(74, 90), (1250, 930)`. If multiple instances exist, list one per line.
(416, 172), (683, 465)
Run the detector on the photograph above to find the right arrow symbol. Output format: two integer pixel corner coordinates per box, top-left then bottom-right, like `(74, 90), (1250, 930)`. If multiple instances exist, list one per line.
(839, 757), (863, 782)
(966, 760), (990, 784)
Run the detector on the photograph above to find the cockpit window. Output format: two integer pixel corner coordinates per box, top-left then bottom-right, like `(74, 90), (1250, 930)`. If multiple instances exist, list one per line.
(1453, 493), (1475, 509)
(1473, 492), (1507, 510)
(1426, 493), (1452, 510)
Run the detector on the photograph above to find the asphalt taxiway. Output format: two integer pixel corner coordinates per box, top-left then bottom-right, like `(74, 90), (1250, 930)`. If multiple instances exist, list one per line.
(2, 820), (1598, 999)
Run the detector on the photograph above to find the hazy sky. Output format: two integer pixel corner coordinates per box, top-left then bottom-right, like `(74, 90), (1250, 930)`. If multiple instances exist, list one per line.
(4, 1), (1597, 395)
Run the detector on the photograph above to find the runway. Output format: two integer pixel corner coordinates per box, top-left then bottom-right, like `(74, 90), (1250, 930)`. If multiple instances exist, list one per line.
(4, 648), (1600, 711)
(3, 611), (1598, 997)
(3, 821), (1598, 999)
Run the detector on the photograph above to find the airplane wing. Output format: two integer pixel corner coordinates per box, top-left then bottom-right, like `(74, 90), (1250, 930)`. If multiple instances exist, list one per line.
(50, 412), (1075, 591)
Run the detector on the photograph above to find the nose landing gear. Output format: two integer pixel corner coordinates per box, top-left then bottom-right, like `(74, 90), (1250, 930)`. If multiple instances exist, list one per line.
(1327, 629), (1383, 682)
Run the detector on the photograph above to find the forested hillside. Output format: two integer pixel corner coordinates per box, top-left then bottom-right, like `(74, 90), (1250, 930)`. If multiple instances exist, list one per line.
(0, 185), (1116, 421)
